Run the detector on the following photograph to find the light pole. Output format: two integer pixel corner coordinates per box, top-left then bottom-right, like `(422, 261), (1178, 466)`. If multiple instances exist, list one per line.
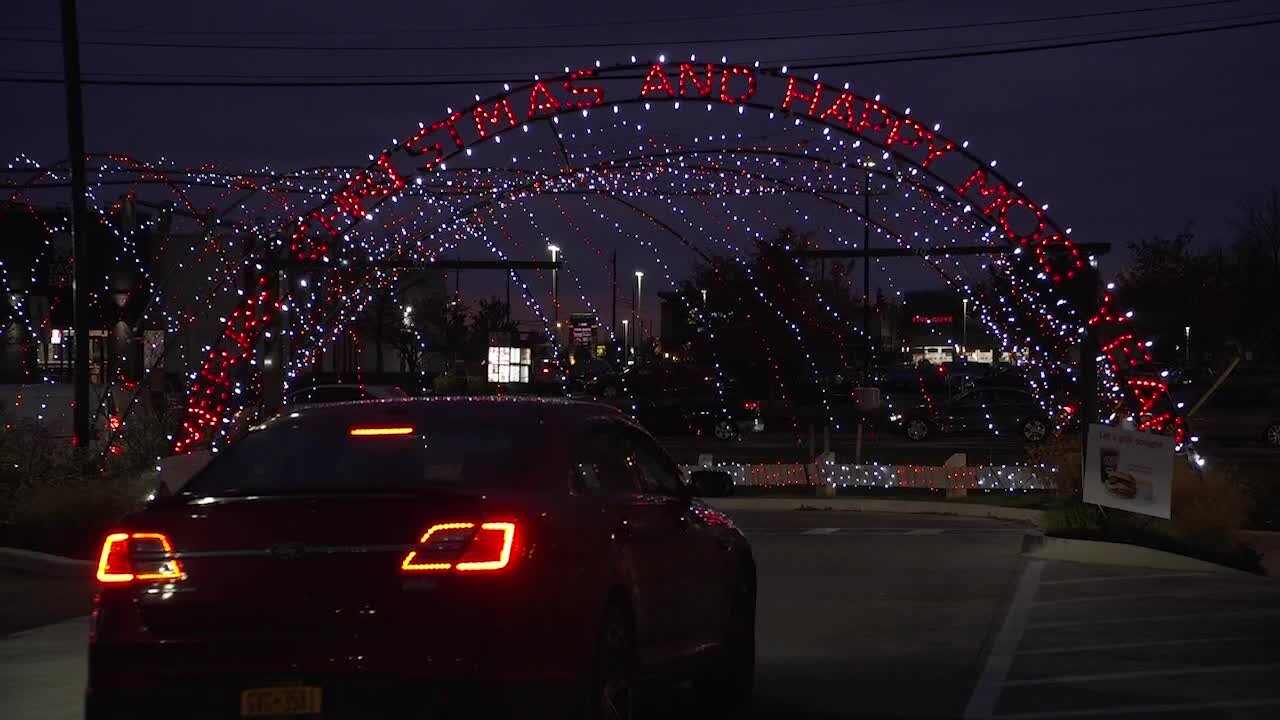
(633, 270), (644, 357)
(547, 244), (560, 342)
(962, 298), (969, 356)
(862, 160), (875, 373)
(1184, 325), (1191, 365)
(622, 319), (630, 359)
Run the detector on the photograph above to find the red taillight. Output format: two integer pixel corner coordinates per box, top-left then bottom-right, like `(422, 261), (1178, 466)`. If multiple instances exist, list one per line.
(741, 400), (759, 411)
(96, 532), (184, 584)
(401, 521), (517, 574)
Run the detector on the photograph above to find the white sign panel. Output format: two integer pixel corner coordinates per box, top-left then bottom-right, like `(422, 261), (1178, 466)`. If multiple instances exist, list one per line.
(1083, 423), (1175, 519)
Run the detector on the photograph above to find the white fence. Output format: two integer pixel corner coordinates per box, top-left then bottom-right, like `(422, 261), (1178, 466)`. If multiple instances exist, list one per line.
(683, 461), (1053, 491)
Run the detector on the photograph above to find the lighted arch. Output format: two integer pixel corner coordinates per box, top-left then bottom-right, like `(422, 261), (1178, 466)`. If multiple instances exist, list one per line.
(175, 60), (1182, 452)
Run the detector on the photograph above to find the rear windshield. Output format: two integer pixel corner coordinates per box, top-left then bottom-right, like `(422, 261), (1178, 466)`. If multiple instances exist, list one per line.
(182, 417), (538, 496)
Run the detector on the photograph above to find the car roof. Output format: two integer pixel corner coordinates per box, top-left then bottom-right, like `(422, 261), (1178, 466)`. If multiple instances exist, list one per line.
(289, 383), (399, 391)
(274, 395), (625, 424)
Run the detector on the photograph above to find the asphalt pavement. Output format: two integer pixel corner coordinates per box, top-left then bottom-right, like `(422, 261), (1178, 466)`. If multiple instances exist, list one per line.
(3, 511), (1278, 719)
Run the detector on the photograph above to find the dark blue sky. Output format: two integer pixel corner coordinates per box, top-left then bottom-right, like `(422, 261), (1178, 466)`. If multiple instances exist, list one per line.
(3, 0), (1277, 310)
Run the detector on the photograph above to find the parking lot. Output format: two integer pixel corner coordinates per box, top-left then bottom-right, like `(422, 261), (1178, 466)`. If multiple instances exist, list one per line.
(3, 510), (1277, 719)
(969, 560), (1280, 719)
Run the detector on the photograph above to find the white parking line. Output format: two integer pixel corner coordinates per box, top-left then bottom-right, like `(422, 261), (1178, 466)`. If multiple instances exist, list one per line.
(1017, 636), (1249, 656)
(963, 560), (1045, 719)
(1038, 572), (1210, 586)
(1032, 585), (1280, 606)
(1001, 662), (1280, 687)
(1028, 607), (1280, 629)
(802, 527), (840, 535)
(993, 697), (1280, 719)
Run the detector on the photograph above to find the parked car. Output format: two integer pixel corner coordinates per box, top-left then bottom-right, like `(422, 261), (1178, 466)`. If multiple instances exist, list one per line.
(898, 388), (1050, 442)
(86, 397), (755, 718)
(284, 383), (408, 405)
(1176, 366), (1280, 448)
(628, 395), (764, 440)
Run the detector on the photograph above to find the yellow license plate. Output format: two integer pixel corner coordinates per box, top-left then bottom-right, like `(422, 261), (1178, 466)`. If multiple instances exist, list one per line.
(240, 686), (322, 717)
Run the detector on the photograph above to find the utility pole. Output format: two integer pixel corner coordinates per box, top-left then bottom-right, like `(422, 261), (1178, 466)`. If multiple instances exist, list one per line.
(862, 164), (874, 373)
(61, 0), (91, 448)
(610, 251), (618, 349)
(1079, 264), (1101, 456)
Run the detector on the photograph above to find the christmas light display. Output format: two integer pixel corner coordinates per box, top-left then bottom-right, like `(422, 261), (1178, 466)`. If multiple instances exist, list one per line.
(2, 57), (1185, 458)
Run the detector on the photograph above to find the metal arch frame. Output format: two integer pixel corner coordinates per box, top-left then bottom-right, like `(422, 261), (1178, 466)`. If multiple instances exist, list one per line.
(274, 151), (1079, 433)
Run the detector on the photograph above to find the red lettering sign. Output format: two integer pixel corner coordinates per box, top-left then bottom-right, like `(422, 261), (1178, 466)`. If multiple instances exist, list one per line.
(719, 66), (756, 103)
(562, 68), (605, 109)
(640, 64), (675, 97)
(472, 98), (518, 138)
(527, 81), (562, 117)
(678, 63), (715, 98)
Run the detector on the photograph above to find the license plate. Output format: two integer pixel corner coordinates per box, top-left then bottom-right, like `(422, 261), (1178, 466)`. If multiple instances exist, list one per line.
(240, 686), (322, 717)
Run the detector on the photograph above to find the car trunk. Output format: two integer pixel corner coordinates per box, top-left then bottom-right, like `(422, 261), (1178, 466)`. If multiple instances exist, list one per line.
(129, 493), (526, 643)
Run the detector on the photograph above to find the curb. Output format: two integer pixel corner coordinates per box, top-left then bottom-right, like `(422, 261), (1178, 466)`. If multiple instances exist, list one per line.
(1021, 535), (1256, 576)
(0, 547), (92, 578)
(705, 497), (1043, 524)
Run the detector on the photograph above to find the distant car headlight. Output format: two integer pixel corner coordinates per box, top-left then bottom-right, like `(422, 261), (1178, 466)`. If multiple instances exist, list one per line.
(888, 413), (902, 422)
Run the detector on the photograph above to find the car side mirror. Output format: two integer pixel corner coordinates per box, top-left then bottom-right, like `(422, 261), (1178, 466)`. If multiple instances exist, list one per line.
(689, 469), (734, 498)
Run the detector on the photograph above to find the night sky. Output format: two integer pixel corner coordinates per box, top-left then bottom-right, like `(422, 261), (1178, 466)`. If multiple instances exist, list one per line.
(3, 0), (1278, 318)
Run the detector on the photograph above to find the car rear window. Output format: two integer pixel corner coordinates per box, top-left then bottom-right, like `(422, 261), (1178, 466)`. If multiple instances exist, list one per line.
(181, 417), (537, 496)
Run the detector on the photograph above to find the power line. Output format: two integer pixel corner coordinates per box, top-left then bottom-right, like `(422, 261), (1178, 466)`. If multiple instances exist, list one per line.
(3, 10), (1267, 83)
(0, 0), (1248, 53)
(1, 15), (1275, 89)
(0, 0), (908, 37)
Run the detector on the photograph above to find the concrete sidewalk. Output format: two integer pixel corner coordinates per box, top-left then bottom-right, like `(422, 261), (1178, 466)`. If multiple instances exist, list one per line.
(0, 617), (86, 720)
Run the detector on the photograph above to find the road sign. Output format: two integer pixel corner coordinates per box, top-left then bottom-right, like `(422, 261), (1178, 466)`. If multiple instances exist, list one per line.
(1083, 423), (1175, 519)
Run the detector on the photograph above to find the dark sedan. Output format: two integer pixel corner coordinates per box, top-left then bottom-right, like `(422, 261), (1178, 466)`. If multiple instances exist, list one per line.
(627, 396), (764, 440)
(897, 388), (1051, 443)
(87, 398), (756, 719)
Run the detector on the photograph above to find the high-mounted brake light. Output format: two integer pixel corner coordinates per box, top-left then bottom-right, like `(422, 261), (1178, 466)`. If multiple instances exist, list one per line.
(401, 521), (517, 573)
(96, 532), (184, 584)
(350, 426), (414, 437)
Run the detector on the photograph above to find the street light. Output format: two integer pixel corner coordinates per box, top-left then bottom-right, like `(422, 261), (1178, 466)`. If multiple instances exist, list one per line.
(962, 298), (969, 355)
(622, 319), (630, 358)
(548, 244), (560, 343)
(633, 270), (644, 356)
(1184, 325), (1191, 365)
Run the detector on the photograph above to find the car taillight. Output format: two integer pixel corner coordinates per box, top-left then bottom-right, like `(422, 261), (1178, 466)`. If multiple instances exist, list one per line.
(401, 521), (516, 574)
(96, 532), (185, 584)
(741, 400), (759, 411)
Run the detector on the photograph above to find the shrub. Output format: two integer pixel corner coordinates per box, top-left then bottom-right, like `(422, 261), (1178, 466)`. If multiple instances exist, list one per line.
(1040, 459), (1262, 573)
(1026, 433), (1082, 496)
(0, 409), (162, 558)
(1169, 462), (1251, 552)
